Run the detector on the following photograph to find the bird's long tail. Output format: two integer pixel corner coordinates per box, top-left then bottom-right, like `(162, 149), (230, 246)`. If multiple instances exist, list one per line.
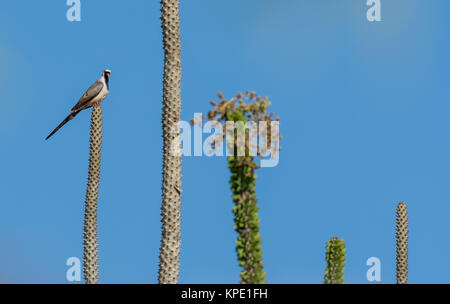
(45, 110), (81, 140)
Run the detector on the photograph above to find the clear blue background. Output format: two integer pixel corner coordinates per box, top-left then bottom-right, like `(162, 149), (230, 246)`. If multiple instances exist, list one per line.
(0, 0), (448, 283)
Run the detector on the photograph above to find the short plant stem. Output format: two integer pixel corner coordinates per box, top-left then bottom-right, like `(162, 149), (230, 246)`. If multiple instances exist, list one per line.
(396, 201), (408, 284)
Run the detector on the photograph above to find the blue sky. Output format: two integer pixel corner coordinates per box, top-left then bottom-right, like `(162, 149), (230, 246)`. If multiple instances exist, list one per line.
(0, 0), (449, 283)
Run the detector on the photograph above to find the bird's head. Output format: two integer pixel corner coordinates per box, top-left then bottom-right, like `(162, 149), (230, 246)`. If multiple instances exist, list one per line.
(103, 69), (111, 79)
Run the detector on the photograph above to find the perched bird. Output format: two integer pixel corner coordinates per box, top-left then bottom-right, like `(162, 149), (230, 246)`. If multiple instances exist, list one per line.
(45, 69), (111, 140)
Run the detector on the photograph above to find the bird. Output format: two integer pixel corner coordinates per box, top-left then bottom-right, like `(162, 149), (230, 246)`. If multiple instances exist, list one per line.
(45, 69), (111, 140)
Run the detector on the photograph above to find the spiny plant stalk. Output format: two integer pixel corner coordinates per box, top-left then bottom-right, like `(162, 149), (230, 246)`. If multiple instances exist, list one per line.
(324, 237), (346, 284)
(83, 104), (102, 284)
(227, 109), (265, 284)
(195, 91), (281, 284)
(158, 0), (182, 284)
(396, 201), (408, 284)
(229, 154), (265, 284)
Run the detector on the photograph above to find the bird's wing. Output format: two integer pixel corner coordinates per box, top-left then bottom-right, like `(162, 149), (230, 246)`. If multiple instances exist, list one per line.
(71, 80), (104, 112)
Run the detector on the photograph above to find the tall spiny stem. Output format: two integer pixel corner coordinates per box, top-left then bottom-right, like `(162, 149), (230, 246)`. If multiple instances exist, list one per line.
(229, 154), (266, 284)
(196, 92), (280, 284)
(83, 104), (102, 284)
(158, 0), (182, 284)
(396, 201), (408, 284)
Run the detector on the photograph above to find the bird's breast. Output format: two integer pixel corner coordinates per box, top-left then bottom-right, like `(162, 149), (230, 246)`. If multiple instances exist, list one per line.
(89, 86), (109, 106)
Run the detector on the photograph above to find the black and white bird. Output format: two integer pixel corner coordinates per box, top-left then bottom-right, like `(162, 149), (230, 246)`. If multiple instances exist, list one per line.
(45, 69), (111, 140)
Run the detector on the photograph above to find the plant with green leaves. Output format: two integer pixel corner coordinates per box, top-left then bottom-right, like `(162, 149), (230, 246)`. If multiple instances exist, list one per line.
(196, 91), (280, 284)
(324, 237), (346, 284)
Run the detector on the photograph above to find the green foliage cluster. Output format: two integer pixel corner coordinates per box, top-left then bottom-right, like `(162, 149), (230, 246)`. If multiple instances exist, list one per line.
(324, 237), (346, 284)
